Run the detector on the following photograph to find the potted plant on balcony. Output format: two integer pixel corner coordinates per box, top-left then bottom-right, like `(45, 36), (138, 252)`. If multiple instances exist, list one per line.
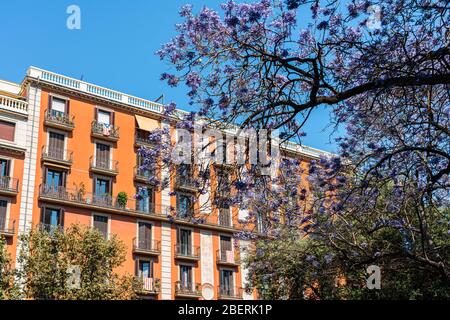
(116, 192), (128, 209)
(71, 182), (86, 202)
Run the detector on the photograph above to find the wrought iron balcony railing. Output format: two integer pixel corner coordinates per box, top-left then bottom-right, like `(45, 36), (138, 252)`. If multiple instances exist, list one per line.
(89, 156), (119, 175)
(41, 146), (73, 165)
(91, 121), (120, 141)
(216, 249), (240, 266)
(39, 184), (170, 216)
(174, 281), (202, 298)
(135, 277), (160, 295)
(174, 244), (201, 261)
(0, 176), (19, 195)
(133, 238), (161, 255)
(0, 216), (15, 236)
(218, 286), (243, 300)
(44, 109), (75, 130)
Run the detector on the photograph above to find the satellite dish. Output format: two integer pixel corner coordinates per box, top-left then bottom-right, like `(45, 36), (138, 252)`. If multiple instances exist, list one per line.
(201, 283), (214, 300)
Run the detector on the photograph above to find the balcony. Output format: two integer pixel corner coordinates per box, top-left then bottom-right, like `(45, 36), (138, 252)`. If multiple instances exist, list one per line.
(134, 166), (156, 184)
(91, 121), (119, 142)
(39, 223), (64, 235)
(43, 109), (75, 131)
(132, 238), (161, 256)
(216, 187), (232, 200)
(174, 244), (201, 261)
(39, 184), (170, 217)
(135, 130), (154, 148)
(174, 281), (202, 299)
(41, 146), (73, 167)
(218, 286), (243, 300)
(0, 176), (19, 197)
(216, 250), (240, 267)
(135, 277), (160, 296)
(175, 177), (197, 193)
(0, 217), (15, 238)
(89, 156), (119, 176)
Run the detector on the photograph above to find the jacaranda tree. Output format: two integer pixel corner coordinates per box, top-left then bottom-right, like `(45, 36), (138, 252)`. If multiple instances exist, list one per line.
(143, 0), (449, 298)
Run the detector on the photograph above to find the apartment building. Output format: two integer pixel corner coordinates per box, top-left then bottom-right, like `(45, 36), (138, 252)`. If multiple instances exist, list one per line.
(0, 67), (327, 300)
(0, 79), (29, 264)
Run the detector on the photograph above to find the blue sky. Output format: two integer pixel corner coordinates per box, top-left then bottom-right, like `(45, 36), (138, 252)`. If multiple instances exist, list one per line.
(0, 0), (339, 152)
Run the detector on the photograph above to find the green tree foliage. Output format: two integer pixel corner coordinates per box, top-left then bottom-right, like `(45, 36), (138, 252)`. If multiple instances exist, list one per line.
(0, 237), (20, 299)
(18, 224), (137, 300)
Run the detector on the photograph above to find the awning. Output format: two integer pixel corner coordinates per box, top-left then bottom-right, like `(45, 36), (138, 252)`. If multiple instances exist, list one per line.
(135, 115), (158, 132)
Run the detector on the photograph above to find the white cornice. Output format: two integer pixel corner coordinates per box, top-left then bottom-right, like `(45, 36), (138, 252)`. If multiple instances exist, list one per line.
(25, 66), (332, 159)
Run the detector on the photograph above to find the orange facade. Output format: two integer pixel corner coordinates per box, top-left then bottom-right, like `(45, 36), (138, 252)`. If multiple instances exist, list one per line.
(0, 67), (327, 300)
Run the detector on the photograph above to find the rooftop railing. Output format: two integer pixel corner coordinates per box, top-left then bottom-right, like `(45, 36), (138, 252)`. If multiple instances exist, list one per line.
(0, 94), (28, 116)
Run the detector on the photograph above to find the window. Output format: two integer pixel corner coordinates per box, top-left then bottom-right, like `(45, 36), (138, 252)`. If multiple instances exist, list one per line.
(217, 168), (231, 196)
(179, 265), (192, 289)
(95, 143), (111, 169)
(93, 214), (108, 238)
(41, 207), (64, 231)
(219, 205), (231, 227)
(45, 168), (65, 190)
(176, 193), (193, 217)
(177, 164), (192, 180)
(178, 228), (192, 255)
(94, 177), (112, 206)
(0, 159), (10, 191)
(137, 155), (152, 177)
(0, 159), (10, 177)
(50, 97), (67, 116)
(97, 109), (112, 126)
(48, 131), (65, 159)
(0, 120), (15, 142)
(220, 269), (234, 295)
(0, 200), (7, 230)
(137, 259), (154, 278)
(220, 235), (233, 261)
(136, 187), (155, 213)
(138, 222), (152, 250)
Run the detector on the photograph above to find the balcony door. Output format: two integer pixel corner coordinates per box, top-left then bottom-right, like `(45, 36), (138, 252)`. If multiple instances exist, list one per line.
(0, 200), (7, 230)
(136, 187), (154, 213)
(220, 269), (234, 295)
(41, 207), (63, 231)
(180, 265), (192, 289)
(176, 193), (193, 218)
(45, 168), (65, 192)
(178, 228), (192, 256)
(94, 177), (112, 205)
(95, 143), (111, 169)
(138, 222), (152, 250)
(93, 214), (108, 238)
(0, 159), (10, 190)
(220, 235), (233, 261)
(97, 109), (112, 126)
(50, 97), (67, 117)
(219, 205), (231, 227)
(48, 132), (65, 160)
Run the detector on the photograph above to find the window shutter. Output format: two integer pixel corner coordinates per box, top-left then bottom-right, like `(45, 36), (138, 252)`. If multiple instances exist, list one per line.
(4, 160), (10, 177)
(95, 108), (98, 121)
(40, 206), (46, 223)
(66, 99), (70, 114)
(135, 258), (140, 277)
(59, 209), (65, 227)
(0, 120), (15, 142)
(111, 112), (115, 125)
